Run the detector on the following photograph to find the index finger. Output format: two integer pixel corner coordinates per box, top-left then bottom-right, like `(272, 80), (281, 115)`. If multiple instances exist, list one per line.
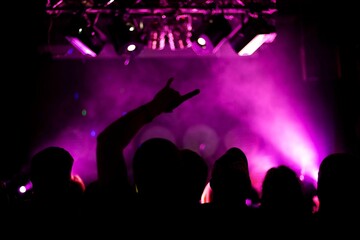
(181, 89), (200, 102)
(165, 77), (174, 88)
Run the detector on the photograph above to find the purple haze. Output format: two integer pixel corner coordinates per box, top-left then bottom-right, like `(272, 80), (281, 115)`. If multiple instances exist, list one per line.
(31, 28), (332, 191)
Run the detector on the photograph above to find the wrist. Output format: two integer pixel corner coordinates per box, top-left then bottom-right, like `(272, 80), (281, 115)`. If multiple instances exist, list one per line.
(143, 102), (162, 122)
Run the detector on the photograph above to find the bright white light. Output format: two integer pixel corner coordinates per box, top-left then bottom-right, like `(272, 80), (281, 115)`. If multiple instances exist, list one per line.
(127, 44), (136, 52)
(238, 33), (277, 56)
(19, 186), (26, 193)
(129, 26), (135, 32)
(197, 37), (206, 46)
(105, 0), (114, 6)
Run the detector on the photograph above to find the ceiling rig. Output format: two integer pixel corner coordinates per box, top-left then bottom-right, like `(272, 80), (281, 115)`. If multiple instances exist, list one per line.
(43, 0), (277, 58)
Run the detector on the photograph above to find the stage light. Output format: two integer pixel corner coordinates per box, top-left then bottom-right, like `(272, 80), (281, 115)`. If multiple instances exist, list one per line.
(167, 15), (192, 51)
(19, 186), (26, 194)
(229, 16), (276, 56)
(127, 44), (136, 52)
(65, 16), (107, 57)
(148, 29), (166, 50)
(192, 14), (232, 55)
(109, 17), (145, 57)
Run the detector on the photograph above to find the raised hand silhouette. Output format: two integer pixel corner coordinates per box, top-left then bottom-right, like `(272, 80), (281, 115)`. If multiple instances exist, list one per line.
(93, 76), (201, 200)
(147, 77), (200, 114)
(84, 77), (201, 236)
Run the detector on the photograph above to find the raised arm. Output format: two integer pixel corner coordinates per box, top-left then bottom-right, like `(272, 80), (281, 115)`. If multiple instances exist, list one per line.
(96, 77), (200, 188)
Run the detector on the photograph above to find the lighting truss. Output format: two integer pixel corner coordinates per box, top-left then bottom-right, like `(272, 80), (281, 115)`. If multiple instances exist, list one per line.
(43, 0), (277, 57)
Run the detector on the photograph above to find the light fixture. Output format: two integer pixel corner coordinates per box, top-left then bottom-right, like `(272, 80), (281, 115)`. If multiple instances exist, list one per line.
(146, 19), (166, 50)
(167, 15), (192, 51)
(191, 14), (232, 55)
(42, 1), (278, 58)
(109, 17), (145, 57)
(228, 16), (276, 56)
(65, 15), (107, 57)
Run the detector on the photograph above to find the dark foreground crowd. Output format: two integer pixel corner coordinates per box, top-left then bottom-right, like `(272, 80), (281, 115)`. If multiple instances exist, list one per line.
(1, 78), (358, 238)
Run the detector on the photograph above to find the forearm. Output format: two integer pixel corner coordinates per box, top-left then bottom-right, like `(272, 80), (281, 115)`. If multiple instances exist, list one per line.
(96, 100), (162, 186)
(97, 101), (161, 149)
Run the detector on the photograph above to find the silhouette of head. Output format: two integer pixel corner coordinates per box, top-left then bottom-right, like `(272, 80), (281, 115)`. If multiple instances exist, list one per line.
(317, 152), (358, 214)
(209, 147), (252, 206)
(132, 138), (182, 203)
(30, 146), (74, 194)
(179, 149), (209, 205)
(261, 165), (305, 214)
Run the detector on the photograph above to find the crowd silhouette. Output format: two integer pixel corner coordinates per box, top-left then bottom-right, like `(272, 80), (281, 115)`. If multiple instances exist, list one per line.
(1, 77), (358, 238)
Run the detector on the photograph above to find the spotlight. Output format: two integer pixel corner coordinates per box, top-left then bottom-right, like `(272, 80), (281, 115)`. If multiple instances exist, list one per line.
(65, 16), (107, 57)
(167, 15), (192, 51)
(109, 17), (145, 57)
(229, 16), (276, 56)
(146, 19), (166, 50)
(192, 14), (232, 55)
(148, 29), (166, 50)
